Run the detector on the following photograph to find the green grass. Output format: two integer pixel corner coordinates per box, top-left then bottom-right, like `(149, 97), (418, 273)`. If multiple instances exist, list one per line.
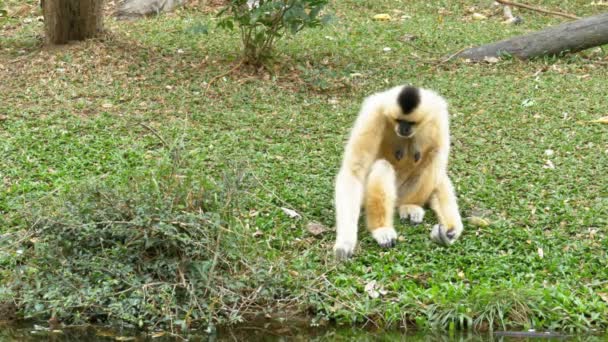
(1, 0), (607, 334)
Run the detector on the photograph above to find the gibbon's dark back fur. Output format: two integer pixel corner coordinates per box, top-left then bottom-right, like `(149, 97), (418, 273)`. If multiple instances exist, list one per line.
(397, 86), (420, 115)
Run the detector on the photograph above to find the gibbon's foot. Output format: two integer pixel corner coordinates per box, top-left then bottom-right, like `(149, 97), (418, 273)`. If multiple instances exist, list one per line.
(430, 224), (461, 246)
(371, 227), (397, 248)
(333, 240), (356, 260)
(399, 205), (425, 224)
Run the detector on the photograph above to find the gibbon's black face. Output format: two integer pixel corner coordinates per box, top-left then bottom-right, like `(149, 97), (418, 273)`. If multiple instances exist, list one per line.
(394, 85), (421, 138)
(396, 119), (415, 138)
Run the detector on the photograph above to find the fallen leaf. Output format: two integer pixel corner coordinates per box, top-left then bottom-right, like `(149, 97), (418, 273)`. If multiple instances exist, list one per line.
(150, 332), (166, 338)
(472, 13), (487, 20)
(102, 103), (113, 109)
(483, 56), (499, 63)
(252, 230), (263, 238)
(115, 337), (136, 341)
(590, 116), (608, 124)
(468, 216), (490, 227)
(598, 293), (608, 302)
(306, 222), (328, 236)
(537, 247), (544, 259)
(543, 160), (555, 169)
(373, 13), (392, 21)
(544, 149), (555, 156)
(400, 34), (418, 42)
(281, 207), (301, 219)
(521, 99), (535, 107)
(364, 280), (379, 299)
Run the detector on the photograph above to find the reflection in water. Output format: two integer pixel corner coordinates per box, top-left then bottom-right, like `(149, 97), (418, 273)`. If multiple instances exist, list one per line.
(0, 323), (604, 342)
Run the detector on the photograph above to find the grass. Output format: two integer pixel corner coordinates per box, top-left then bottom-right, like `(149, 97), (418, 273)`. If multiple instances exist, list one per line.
(1, 0), (608, 335)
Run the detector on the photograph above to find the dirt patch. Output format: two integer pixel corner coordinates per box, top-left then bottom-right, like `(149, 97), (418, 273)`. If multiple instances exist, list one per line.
(0, 301), (17, 322)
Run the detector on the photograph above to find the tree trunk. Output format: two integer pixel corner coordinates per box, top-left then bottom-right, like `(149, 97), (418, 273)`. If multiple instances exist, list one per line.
(456, 12), (608, 61)
(42, 0), (105, 44)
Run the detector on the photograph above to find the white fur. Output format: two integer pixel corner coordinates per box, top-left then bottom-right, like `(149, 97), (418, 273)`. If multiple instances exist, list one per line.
(371, 227), (398, 245)
(333, 168), (363, 258)
(399, 205), (425, 224)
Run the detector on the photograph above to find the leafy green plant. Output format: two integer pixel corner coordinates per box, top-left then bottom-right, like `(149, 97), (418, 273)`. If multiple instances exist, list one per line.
(0, 0), (7, 18)
(2, 151), (277, 329)
(217, 0), (329, 66)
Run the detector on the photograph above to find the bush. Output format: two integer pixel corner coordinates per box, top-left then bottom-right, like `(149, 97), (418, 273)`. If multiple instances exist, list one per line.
(1, 155), (281, 330)
(218, 0), (329, 66)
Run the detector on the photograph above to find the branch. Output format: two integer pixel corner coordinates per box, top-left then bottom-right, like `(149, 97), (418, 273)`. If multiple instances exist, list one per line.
(495, 0), (580, 20)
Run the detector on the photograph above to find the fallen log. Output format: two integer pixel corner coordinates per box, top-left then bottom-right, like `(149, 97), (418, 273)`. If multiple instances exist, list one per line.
(456, 12), (608, 61)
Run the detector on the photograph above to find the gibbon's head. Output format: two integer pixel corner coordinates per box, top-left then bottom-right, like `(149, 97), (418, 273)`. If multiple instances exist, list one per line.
(383, 85), (448, 139)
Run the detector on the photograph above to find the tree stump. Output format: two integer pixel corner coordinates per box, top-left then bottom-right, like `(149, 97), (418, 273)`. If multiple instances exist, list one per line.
(456, 12), (608, 61)
(42, 0), (105, 44)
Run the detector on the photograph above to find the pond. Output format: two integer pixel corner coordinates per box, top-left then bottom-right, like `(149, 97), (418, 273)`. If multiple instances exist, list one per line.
(1, 322), (605, 342)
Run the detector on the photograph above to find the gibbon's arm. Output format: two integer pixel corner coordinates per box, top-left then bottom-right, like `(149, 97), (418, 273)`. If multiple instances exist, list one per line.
(334, 95), (386, 258)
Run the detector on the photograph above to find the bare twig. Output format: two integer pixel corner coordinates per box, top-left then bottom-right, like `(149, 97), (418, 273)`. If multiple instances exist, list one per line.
(495, 0), (579, 20)
(138, 122), (169, 147)
(204, 60), (244, 96)
(439, 47), (470, 64)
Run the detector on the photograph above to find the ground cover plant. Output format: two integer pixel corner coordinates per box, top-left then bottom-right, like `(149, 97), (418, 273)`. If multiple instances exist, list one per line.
(1, 0), (607, 335)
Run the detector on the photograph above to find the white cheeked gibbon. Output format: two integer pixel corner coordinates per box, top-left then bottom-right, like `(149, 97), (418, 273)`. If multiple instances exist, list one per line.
(333, 85), (463, 259)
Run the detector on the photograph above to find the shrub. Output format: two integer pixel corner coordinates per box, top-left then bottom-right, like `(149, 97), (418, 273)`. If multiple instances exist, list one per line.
(218, 0), (329, 66)
(1, 155), (280, 330)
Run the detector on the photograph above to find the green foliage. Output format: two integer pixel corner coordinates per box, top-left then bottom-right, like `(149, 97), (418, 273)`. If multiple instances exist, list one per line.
(2, 151), (274, 329)
(2, 0), (608, 334)
(0, 0), (7, 18)
(217, 0), (329, 66)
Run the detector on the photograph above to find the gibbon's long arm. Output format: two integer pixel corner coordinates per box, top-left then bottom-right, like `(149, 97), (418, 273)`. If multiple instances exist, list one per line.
(333, 95), (386, 259)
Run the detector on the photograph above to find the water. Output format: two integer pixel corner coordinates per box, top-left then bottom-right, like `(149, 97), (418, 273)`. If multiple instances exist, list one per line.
(0, 322), (605, 341)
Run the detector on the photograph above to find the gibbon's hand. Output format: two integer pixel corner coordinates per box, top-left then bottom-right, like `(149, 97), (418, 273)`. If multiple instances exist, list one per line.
(430, 224), (460, 246)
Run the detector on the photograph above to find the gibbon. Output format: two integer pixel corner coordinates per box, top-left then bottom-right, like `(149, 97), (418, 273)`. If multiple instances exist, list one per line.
(333, 85), (463, 259)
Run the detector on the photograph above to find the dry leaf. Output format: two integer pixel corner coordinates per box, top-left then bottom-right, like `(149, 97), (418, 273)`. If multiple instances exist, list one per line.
(150, 332), (166, 338)
(543, 160), (555, 169)
(468, 216), (490, 227)
(472, 13), (488, 20)
(373, 13), (392, 21)
(590, 116), (608, 124)
(537, 247), (544, 259)
(598, 292), (608, 302)
(102, 103), (113, 109)
(400, 34), (418, 42)
(483, 56), (499, 63)
(364, 280), (380, 299)
(306, 222), (328, 236)
(364, 280), (387, 298)
(522, 99), (535, 107)
(281, 207), (301, 219)
(115, 337), (136, 341)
